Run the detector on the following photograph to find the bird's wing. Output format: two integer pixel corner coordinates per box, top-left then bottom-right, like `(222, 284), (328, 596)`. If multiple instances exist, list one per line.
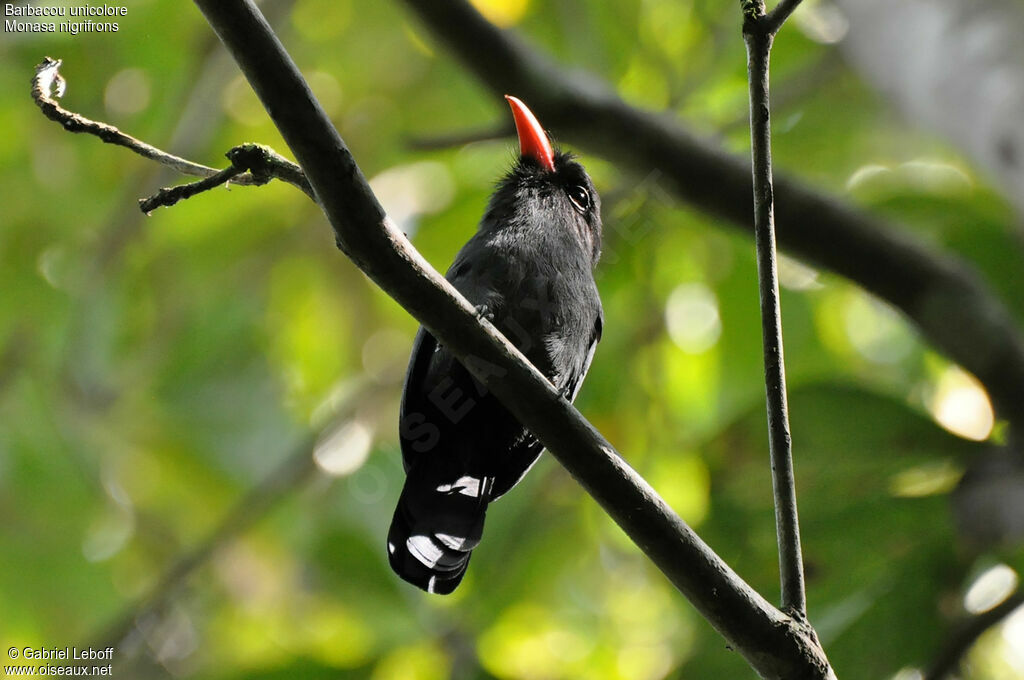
(544, 302), (602, 402)
(398, 245), (506, 471)
(490, 305), (602, 501)
(398, 326), (438, 472)
(568, 309), (603, 402)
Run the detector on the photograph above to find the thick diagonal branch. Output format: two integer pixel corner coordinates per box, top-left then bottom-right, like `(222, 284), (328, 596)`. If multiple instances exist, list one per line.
(399, 0), (1024, 437)
(190, 1), (833, 677)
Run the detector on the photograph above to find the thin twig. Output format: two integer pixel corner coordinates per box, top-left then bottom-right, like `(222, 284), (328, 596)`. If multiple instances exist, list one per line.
(191, 1), (833, 677)
(31, 57), (314, 205)
(139, 143), (315, 212)
(138, 165), (244, 213)
(924, 591), (1024, 680)
(89, 0), (299, 275)
(766, 0), (804, 33)
(32, 57), (216, 178)
(743, 0), (807, 618)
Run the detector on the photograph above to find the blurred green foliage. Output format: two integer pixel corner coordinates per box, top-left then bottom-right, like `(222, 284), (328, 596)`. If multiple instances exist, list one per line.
(2, 0), (1023, 678)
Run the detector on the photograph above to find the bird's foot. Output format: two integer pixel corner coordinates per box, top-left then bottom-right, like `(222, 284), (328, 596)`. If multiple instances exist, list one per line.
(475, 304), (495, 323)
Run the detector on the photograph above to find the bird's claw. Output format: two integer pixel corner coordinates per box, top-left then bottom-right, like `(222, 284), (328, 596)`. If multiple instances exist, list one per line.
(475, 304), (495, 322)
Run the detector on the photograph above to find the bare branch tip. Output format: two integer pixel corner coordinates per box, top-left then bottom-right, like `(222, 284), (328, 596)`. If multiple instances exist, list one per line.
(33, 56), (66, 101)
(138, 166), (244, 214)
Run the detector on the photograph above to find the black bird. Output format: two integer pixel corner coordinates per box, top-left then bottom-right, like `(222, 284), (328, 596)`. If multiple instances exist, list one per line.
(388, 96), (604, 594)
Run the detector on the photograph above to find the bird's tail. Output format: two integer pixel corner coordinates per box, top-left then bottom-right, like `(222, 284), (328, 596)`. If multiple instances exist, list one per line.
(387, 467), (494, 595)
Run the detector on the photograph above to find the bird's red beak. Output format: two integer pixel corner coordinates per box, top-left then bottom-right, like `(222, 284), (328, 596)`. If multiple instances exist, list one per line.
(505, 95), (555, 173)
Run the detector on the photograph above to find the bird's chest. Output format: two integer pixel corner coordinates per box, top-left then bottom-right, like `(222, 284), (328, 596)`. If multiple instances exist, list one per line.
(499, 268), (595, 384)
(497, 249), (588, 328)
(453, 230), (597, 373)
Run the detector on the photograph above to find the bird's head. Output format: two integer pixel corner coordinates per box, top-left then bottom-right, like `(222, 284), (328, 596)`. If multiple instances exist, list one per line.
(482, 95), (602, 265)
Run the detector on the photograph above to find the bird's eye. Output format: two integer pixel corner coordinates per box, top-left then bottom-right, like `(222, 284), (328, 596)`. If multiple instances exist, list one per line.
(567, 185), (590, 213)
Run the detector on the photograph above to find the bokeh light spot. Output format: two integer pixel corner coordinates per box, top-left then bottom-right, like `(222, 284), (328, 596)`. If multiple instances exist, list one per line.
(965, 564), (1019, 615)
(929, 366), (994, 441)
(308, 70), (343, 118)
(292, 0), (352, 41)
(104, 68), (151, 116)
(369, 161), (455, 236)
(665, 283), (721, 355)
(843, 293), (916, 365)
(371, 642), (449, 680)
(222, 75), (267, 127)
(888, 460), (962, 498)
(793, 2), (849, 44)
(469, 0), (530, 27)
(778, 253), (822, 291)
(313, 420), (373, 477)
